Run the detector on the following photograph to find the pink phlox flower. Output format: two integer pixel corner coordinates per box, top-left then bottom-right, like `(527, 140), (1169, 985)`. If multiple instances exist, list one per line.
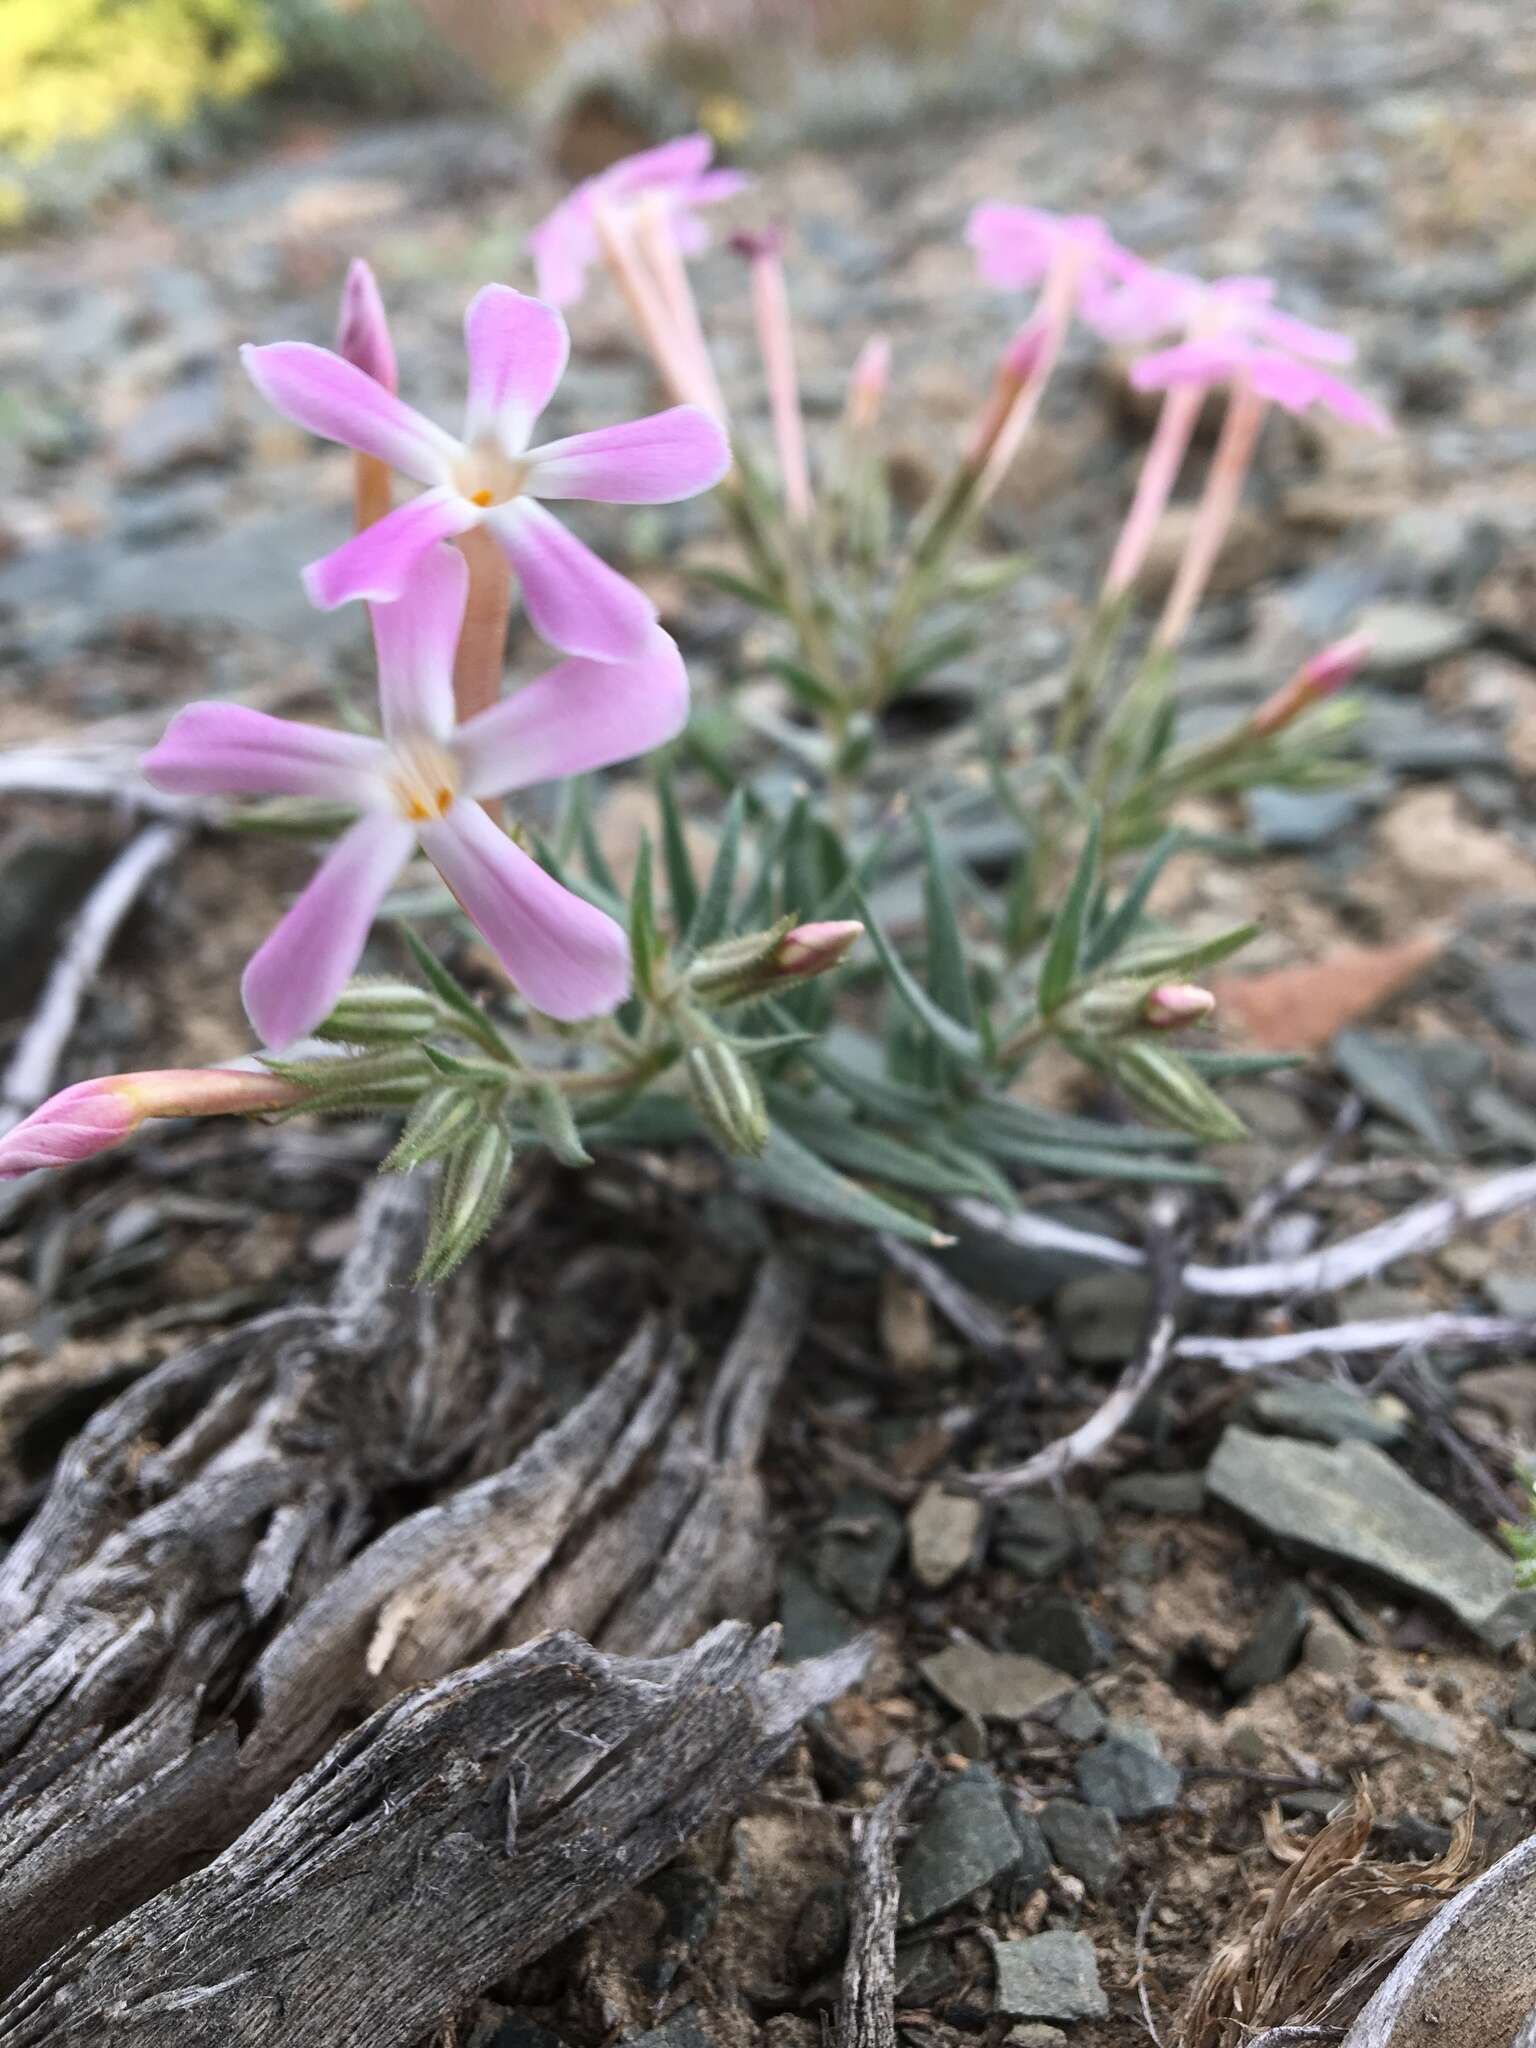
(966, 203), (1126, 293)
(1082, 258), (1355, 364)
(143, 544), (690, 1046)
(242, 282), (730, 660)
(1130, 336), (1390, 432)
(531, 134), (749, 308)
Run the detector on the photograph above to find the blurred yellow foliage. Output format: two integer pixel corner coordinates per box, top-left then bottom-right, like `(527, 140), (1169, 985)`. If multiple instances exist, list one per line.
(0, 0), (278, 162)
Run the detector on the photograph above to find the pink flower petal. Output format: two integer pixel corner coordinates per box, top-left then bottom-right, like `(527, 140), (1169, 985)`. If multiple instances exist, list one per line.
(530, 203), (593, 308)
(1246, 355), (1390, 430)
(602, 133), (715, 198)
(1251, 305), (1356, 365)
(304, 486), (480, 610)
(242, 814), (415, 1050)
(1129, 337), (1249, 392)
(453, 627), (688, 798)
(420, 801), (629, 1020)
(523, 404), (729, 503)
(462, 284), (570, 452)
(0, 1081), (137, 1177)
(241, 342), (458, 482)
(369, 542), (468, 742)
(686, 168), (750, 206)
(966, 203), (1113, 289)
(143, 702), (386, 803)
(491, 498), (655, 661)
(337, 258), (397, 391)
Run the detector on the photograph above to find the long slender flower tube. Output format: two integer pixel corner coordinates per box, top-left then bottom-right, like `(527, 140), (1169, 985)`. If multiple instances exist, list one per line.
(242, 284), (729, 660)
(531, 134), (748, 308)
(0, 1069), (304, 1179)
(732, 229), (811, 525)
(143, 546), (690, 1046)
(1089, 267), (1357, 604)
(844, 335), (891, 435)
(1249, 630), (1374, 737)
(1131, 338), (1390, 651)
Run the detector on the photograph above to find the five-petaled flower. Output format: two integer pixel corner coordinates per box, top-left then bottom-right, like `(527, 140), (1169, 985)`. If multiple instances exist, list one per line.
(531, 133), (748, 308)
(242, 283), (729, 660)
(1131, 335), (1390, 432)
(143, 544), (689, 1047)
(965, 204), (1125, 294)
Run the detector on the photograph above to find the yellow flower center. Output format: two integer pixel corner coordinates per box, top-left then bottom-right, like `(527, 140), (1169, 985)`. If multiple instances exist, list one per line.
(388, 733), (459, 824)
(454, 436), (528, 510)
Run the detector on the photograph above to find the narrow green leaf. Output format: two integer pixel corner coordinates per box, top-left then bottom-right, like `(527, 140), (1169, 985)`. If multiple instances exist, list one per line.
(628, 834), (659, 1000)
(655, 766), (698, 934)
(398, 927), (498, 1048)
(743, 1121), (948, 1244)
(1180, 1049), (1306, 1077)
(969, 1129), (1221, 1184)
(687, 791), (745, 951)
(1114, 919), (1261, 982)
(761, 654), (843, 715)
(691, 563), (788, 613)
(1083, 830), (1184, 970)
(853, 888), (986, 1064)
(916, 806), (975, 1030)
(962, 1095), (1198, 1153)
(770, 1098), (999, 1203)
(887, 624), (978, 696)
(524, 1077), (593, 1167)
(1038, 813), (1102, 1015)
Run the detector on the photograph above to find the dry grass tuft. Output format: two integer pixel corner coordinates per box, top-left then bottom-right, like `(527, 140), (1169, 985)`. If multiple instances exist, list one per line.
(1175, 1792), (1482, 2048)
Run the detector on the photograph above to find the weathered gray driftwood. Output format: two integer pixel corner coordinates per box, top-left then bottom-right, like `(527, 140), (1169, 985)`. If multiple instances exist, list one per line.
(0, 1623), (868, 2047)
(837, 1764), (929, 2048)
(0, 1170), (816, 2011)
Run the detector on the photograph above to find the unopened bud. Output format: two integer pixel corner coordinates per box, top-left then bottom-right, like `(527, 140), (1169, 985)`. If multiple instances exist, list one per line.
(1111, 1041), (1247, 1144)
(383, 1084), (483, 1173)
(845, 335), (891, 433)
(691, 918), (862, 1005)
(772, 920), (864, 981)
(1251, 631), (1373, 738)
(420, 1121), (514, 1283)
(1143, 983), (1217, 1029)
(316, 978), (441, 1046)
(965, 315), (1050, 468)
(686, 1041), (770, 1157)
(337, 258), (397, 392)
(0, 1068), (303, 1179)
(265, 1047), (434, 1113)
(728, 226), (787, 263)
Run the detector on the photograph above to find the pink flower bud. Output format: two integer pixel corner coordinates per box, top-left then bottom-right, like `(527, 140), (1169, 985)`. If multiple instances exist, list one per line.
(846, 335), (891, 433)
(965, 314), (1051, 468)
(1301, 629), (1373, 696)
(0, 1069), (304, 1180)
(728, 226), (787, 263)
(773, 920), (864, 981)
(1143, 983), (1216, 1029)
(337, 258), (397, 393)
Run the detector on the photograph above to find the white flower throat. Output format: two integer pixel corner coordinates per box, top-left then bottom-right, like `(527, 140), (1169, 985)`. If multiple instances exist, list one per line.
(454, 436), (529, 510)
(388, 732), (459, 824)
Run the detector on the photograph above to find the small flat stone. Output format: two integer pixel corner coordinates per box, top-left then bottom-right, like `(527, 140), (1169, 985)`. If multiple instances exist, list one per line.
(908, 1485), (984, 1590)
(1054, 1269), (1153, 1365)
(471, 2018), (567, 2048)
(991, 1932), (1108, 2022)
(1485, 1272), (1536, 1319)
(1488, 963), (1536, 1045)
(1247, 785), (1369, 850)
(623, 2017), (715, 2048)
(1376, 1700), (1465, 1758)
(1355, 599), (1477, 676)
(993, 1496), (1102, 1579)
(1049, 1689), (1108, 1743)
(1503, 1728), (1536, 1763)
(1304, 1614), (1357, 1677)
(921, 1645), (1075, 1723)
(1006, 1806), (1054, 1892)
(1006, 2030), (1067, 2048)
(1075, 1720), (1182, 1818)
(1251, 1382), (1407, 1447)
(1207, 1428), (1536, 1649)
(1455, 1363), (1536, 1437)
(813, 1486), (905, 1617)
(1102, 1469), (1207, 1516)
(1224, 1583), (1313, 1696)
(778, 1563), (858, 1664)
(1510, 1672), (1536, 1732)
(1038, 1797), (1124, 1894)
(900, 1767), (1026, 1924)
(1010, 1594), (1115, 1678)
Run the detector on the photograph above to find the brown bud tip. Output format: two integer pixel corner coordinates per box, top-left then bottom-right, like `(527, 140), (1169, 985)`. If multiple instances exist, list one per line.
(729, 225), (786, 263)
(1144, 982), (1216, 1028)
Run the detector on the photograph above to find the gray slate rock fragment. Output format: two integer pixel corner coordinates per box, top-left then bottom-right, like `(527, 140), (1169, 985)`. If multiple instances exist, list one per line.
(994, 1496), (1102, 1579)
(1102, 1469), (1206, 1516)
(1075, 1719), (1181, 1818)
(1355, 599), (1477, 675)
(1376, 1700), (1465, 1758)
(1011, 1593), (1115, 1677)
(1488, 963), (1536, 1046)
(1224, 1582), (1313, 1695)
(1247, 785), (1370, 850)
(778, 1563), (858, 1663)
(1005, 2030), (1067, 2048)
(1510, 1673), (1536, 1733)
(1208, 1428), (1536, 1649)
(900, 1766), (1028, 1924)
(1054, 1269), (1152, 1365)
(1038, 1797), (1124, 1894)
(908, 1484), (984, 1589)
(1003, 1806), (1054, 1894)
(991, 1931), (1108, 2022)
(1050, 1689), (1108, 1743)
(1251, 1381), (1407, 1447)
(814, 1486), (904, 1617)
(921, 1644), (1075, 1723)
